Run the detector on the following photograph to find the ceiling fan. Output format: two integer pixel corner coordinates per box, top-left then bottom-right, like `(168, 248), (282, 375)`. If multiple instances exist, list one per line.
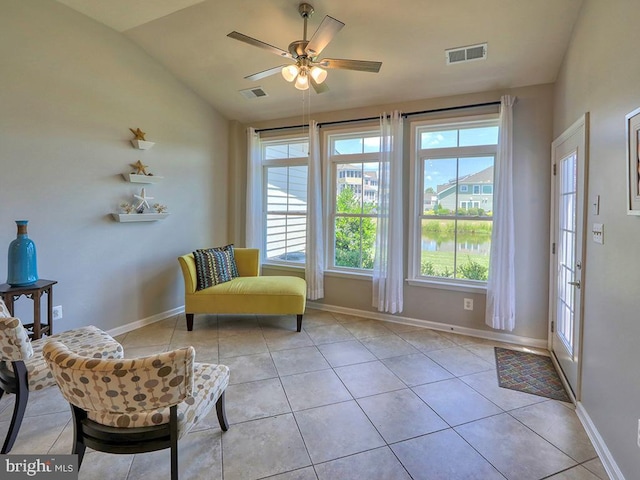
(227, 3), (382, 93)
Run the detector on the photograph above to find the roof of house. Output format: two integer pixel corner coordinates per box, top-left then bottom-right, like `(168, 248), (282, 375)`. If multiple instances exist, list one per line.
(437, 165), (494, 193)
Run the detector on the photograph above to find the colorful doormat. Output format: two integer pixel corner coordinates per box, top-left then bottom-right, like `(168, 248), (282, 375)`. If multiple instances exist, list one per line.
(494, 347), (571, 402)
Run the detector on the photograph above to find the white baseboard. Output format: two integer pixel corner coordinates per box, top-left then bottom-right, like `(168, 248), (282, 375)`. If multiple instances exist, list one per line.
(549, 353), (577, 404)
(307, 301), (547, 349)
(127, 303), (545, 350)
(106, 306), (184, 337)
(575, 403), (625, 480)
(113, 302), (544, 349)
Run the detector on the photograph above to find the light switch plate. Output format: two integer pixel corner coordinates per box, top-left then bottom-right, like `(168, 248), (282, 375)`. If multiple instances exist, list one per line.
(592, 223), (604, 244)
(593, 195), (600, 215)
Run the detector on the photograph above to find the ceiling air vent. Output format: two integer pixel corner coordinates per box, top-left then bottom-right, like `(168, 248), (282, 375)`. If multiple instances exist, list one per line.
(445, 43), (487, 65)
(239, 87), (268, 99)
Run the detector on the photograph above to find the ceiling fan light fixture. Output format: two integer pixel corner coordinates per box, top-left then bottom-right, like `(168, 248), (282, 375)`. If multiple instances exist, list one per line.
(310, 66), (327, 84)
(294, 71), (309, 90)
(228, 3), (381, 93)
(282, 64), (299, 82)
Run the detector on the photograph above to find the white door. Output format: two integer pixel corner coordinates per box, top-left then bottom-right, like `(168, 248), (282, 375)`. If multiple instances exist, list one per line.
(550, 114), (588, 398)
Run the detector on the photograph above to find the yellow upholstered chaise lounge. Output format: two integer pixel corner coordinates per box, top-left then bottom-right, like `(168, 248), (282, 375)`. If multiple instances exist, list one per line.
(178, 248), (307, 332)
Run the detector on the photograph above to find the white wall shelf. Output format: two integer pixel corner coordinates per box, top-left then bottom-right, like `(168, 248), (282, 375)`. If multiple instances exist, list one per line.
(123, 173), (164, 183)
(111, 213), (169, 223)
(130, 139), (155, 150)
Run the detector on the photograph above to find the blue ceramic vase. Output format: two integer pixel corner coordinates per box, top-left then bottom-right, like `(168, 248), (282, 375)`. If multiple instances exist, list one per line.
(7, 220), (38, 286)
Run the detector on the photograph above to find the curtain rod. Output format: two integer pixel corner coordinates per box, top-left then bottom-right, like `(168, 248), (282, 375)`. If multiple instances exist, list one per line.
(254, 100), (501, 133)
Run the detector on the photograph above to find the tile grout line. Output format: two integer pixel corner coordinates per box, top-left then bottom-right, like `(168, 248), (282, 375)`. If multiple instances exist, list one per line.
(39, 310), (601, 480)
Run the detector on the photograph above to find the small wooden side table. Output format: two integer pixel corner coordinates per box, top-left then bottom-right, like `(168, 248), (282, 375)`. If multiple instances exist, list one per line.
(0, 279), (58, 340)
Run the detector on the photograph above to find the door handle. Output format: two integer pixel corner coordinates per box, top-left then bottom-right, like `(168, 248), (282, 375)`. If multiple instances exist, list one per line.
(568, 280), (581, 289)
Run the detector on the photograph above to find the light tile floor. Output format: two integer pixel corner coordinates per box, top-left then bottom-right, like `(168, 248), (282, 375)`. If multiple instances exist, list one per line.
(0, 309), (609, 480)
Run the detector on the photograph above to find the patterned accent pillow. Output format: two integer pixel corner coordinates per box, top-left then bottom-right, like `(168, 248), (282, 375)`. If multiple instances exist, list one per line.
(193, 244), (239, 291)
(213, 244), (239, 278)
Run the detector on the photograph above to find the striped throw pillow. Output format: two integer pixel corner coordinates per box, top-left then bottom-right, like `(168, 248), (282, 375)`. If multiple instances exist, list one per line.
(193, 245), (239, 291)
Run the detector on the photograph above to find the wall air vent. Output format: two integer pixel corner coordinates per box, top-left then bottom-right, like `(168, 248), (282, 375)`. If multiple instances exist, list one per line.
(445, 43), (487, 65)
(239, 87), (268, 99)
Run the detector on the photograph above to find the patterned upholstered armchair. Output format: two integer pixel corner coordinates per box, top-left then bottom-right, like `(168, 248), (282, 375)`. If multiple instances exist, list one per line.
(43, 340), (230, 480)
(0, 298), (123, 453)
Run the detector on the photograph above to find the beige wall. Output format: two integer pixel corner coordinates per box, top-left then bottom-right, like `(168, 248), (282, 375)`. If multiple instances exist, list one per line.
(234, 83), (554, 342)
(554, 0), (640, 477)
(0, 0), (228, 331)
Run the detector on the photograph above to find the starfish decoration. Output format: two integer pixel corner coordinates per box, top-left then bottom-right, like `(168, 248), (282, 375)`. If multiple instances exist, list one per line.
(129, 127), (146, 141)
(131, 160), (149, 175)
(134, 188), (154, 211)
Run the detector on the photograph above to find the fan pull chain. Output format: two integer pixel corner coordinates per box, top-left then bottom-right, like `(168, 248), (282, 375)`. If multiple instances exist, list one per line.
(302, 88), (311, 154)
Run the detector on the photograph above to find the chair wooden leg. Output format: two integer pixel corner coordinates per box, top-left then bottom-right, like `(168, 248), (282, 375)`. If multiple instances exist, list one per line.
(1, 361), (28, 454)
(186, 313), (194, 331)
(216, 391), (229, 431)
(170, 405), (179, 480)
(296, 314), (303, 332)
(70, 405), (87, 468)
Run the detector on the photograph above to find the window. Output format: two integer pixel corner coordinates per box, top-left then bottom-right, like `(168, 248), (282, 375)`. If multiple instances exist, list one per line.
(410, 118), (498, 284)
(327, 130), (381, 271)
(262, 138), (308, 264)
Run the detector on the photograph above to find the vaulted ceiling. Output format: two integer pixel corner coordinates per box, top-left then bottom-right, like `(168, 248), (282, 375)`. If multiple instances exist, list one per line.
(56, 0), (584, 123)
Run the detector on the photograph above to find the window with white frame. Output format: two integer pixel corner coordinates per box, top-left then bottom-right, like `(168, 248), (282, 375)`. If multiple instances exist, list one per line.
(409, 117), (498, 284)
(327, 129), (381, 271)
(262, 138), (308, 264)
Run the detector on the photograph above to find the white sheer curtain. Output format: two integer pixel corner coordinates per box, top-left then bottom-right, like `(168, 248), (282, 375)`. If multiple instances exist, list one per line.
(305, 121), (324, 299)
(485, 95), (516, 330)
(245, 127), (262, 249)
(373, 111), (404, 313)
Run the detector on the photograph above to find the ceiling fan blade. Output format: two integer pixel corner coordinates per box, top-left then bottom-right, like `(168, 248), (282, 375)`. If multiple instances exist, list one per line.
(245, 65), (289, 81)
(305, 16), (344, 57)
(227, 31), (293, 59)
(318, 58), (382, 73)
(310, 77), (329, 94)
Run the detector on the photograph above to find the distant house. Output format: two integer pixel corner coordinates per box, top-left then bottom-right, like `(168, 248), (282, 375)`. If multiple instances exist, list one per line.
(436, 166), (494, 213)
(423, 191), (438, 212)
(337, 164), (379, 204)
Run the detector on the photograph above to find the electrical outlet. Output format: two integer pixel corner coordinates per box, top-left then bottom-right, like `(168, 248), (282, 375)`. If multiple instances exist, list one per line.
(463, 298), (473, 310)
(52, 305), (63, 320)
(592, 223), (604, 244)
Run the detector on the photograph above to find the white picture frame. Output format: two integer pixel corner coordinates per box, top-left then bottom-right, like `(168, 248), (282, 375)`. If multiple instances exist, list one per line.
(626, 107), (640, 215)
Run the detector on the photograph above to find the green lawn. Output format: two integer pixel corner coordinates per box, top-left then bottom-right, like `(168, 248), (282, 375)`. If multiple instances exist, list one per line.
(421, 251), (490, 280)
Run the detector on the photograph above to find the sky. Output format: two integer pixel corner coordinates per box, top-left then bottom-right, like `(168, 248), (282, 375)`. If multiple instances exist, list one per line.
(262, 126), (498, 190)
